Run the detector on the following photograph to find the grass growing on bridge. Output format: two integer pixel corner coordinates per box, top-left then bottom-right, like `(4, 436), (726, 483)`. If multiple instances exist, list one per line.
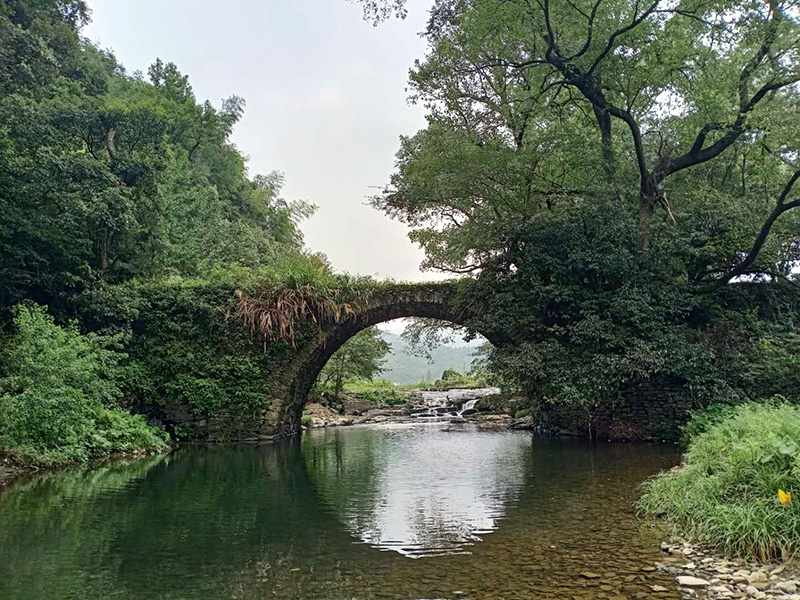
(639, 401), (800, 561)
(235, 273), (377, 345)
(234, 271), (461, 346)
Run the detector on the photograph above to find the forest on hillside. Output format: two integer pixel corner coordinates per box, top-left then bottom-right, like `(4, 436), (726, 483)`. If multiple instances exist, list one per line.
(378, 331), (479, 384)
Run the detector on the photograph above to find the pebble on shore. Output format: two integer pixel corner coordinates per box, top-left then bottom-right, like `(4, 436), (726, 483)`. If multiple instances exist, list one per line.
(658, 541), (800, 600)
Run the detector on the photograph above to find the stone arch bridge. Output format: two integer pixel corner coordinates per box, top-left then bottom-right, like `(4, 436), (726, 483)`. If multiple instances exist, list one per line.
(129, 280), (783, 442)
(265, 282), (512, 438)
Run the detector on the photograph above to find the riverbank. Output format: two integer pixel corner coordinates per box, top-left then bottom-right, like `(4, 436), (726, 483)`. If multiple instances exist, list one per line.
(0, 447), (172, 490)
(303, 400), (520, 430)
(0, 453), (35, 487)
(658, 539), (800, 600)
(639, 402), (800, 599)
(640, 403), (800, 560)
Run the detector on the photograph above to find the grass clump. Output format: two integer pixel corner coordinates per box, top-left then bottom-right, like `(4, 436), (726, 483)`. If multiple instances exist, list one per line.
(433, 368), (489, 390)
(340, 379), (410, 406)
(639, 401), (800, 561)
(234, 272), (377, 346)
(0, 304), (169, 466)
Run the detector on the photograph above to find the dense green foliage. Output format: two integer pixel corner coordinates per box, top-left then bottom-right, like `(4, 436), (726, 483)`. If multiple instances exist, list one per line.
(367, 0), (800, 412)
(77, 278), (307, 440)
(0, 304), (167, 464)
(640, 402), (800, 561)
(0, 0), (315, 314)
(332, 379), (412, 406)
(3, 0), (800, 467)
(435, 368), (488, 389)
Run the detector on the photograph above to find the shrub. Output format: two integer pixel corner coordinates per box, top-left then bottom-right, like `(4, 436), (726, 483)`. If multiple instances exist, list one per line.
(639, 401), (800, 561)
(0, 304), (169, 465)
(333, 379), (409, 406)
(680, 402), (739, 441)
(300, 414), (312, 425)
(434, 369), (488, 390)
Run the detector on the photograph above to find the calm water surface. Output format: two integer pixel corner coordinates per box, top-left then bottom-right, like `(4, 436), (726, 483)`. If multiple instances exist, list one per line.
(0, 424), (680, 600)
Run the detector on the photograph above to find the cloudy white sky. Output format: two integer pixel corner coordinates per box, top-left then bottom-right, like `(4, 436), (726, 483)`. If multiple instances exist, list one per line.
(84, 0), (437, 282)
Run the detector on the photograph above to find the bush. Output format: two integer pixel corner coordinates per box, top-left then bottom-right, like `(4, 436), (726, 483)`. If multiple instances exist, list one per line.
(337, 379), (409, 406)
(679, 402), (739, 441)
(639, 401), (800, 561)
(0, 304), (169, 465)
(434, 369), (488, 390)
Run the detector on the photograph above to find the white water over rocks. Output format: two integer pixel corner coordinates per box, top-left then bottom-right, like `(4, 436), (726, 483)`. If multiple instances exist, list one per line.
(411, 387), (502, 420)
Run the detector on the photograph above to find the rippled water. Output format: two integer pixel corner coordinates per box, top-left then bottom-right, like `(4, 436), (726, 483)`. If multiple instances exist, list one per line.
(0, 424), (680, 600)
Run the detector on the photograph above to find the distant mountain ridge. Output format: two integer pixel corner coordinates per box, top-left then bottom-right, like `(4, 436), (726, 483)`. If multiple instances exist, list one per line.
(378, 331), (479, 384)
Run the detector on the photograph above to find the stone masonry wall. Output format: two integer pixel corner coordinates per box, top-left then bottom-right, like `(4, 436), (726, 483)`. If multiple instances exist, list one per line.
(535, 376), (695, 442)
(125, 398), (284, 443)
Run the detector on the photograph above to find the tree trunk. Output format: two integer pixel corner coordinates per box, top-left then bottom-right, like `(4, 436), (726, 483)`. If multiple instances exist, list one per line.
(637, 175), (660, 249)
(592, 104), (618, 200)
(334, 371), (343, 400)
(96, 218), (110, 275)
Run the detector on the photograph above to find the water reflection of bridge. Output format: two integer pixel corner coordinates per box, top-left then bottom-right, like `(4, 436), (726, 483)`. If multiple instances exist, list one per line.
(302, 425), (531, 558)
(0, 430), (681, 600)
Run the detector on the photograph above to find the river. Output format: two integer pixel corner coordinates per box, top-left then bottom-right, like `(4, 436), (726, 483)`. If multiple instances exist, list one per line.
(0, 422), (680, 600)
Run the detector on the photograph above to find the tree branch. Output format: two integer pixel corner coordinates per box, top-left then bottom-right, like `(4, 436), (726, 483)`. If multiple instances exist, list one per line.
(105, 128), (117, 162)
(696, 170), (800, 292)
(658, 0), (797, 182)
(585, 0), (661, 78)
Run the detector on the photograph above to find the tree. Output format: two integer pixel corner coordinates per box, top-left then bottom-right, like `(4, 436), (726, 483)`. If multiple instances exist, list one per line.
(350, 0), (408, 24)
(399, 317), (468, 360)
(372, 0), (800, 287)
(318, 328), (391, 399)
(0, 0), (90, 96)
(0, 4), (316, 310)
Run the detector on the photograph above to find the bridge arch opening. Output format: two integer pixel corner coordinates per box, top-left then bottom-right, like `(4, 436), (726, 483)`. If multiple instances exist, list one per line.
(312, 317), (489, 405)
(276, 295), (502, 437)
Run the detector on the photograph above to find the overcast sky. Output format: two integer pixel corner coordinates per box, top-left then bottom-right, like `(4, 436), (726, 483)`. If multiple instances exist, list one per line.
(84, 0), (438, 282)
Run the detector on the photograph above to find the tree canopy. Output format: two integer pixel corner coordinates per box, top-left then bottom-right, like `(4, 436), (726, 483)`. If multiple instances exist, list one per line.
(0, 0), (316, 312)
(0, 0), (324, 460)
(319, 328), (392, 399)
(370, 0), (800, 285)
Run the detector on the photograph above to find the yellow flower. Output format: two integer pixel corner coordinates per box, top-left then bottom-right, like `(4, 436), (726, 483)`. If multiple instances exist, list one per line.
(778, 489), (792, 507)
(721, 446), (727, 452)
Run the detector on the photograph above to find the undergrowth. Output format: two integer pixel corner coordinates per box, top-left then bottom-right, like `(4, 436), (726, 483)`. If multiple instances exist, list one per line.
(639, 401), (800, 561)
(0, 304), (169, 466)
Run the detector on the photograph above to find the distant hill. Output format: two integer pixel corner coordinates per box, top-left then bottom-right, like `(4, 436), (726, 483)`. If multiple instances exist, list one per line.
(378, 332), (480, 384)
